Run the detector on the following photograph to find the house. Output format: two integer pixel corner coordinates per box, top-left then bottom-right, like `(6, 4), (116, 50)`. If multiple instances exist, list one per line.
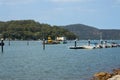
(56, 37), (66, 41)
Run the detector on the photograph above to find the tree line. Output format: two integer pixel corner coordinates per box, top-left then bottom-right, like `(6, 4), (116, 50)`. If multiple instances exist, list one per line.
(0, 20), (77, 40)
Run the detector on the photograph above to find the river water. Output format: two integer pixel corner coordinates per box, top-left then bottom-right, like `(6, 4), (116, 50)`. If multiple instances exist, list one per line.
(0, 40), (120, 80)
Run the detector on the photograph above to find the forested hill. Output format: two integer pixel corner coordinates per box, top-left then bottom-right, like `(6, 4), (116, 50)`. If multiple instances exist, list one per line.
(100, 29), (120, 40)
(0, 20), (77, 40)
(63, 24), (120, 40)
(0, 20), (120, 40)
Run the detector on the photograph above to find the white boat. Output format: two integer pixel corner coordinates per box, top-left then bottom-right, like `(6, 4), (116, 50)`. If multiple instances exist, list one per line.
(69, 45), (95, 49)
(82, 45), (95, 49)
(69, 46), (85, 49)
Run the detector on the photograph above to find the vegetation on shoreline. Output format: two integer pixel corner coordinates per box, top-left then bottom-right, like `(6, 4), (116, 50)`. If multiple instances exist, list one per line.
(0, 20), (77, 40)
(0, 20), (120, 40)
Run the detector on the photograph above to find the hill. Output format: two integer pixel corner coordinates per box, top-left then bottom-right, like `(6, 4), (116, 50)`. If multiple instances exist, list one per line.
(63, 24), (120, 40)
(0, 20), (120, 40)
(0, 20), (77, 40)
(100, 29), (120, 40)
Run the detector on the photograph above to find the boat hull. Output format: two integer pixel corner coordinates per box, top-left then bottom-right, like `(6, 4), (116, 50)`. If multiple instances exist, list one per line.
(69, 46), (84, 49)
(69, 46), (94, 49)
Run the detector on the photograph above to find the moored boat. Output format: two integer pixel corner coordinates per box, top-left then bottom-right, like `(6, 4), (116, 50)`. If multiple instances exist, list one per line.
(69, 45), (95, 49)
(45, 36), (60, 44)
(69, 46), (85, 49)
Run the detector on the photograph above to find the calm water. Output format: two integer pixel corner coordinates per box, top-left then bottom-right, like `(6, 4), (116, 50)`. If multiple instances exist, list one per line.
(0, 40), (120, 80)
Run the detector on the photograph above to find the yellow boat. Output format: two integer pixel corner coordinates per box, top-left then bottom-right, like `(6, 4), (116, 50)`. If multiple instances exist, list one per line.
(45, 37), (60, 44)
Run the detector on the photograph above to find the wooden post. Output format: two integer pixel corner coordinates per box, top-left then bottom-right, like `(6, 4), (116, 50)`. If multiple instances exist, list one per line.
(88, 39), (90, 46)
(8, 33), (10, 46)
(8, 38), (10, 46)
(75, 40), (77, 47)
(43, 39), (45, 50)
(1, 38), (4, 53)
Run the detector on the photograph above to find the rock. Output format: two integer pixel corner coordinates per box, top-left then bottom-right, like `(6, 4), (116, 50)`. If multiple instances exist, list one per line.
(112, 69), (120, 75)
(91, 68), (120, 80)
(93, 72), (112, 80)
(94, 72), (107, 77)
(107, 75), (120, 80)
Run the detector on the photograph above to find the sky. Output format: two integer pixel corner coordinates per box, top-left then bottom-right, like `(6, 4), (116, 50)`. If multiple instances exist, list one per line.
(0, 0), (120, 29)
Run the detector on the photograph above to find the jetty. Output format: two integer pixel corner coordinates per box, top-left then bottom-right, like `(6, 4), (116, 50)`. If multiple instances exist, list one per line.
(69, 40), (95, 49)
(69, 40), (120, 49)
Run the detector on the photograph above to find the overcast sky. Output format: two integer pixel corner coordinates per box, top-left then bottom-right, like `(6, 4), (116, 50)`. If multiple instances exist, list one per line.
(0, 0), (120, 29)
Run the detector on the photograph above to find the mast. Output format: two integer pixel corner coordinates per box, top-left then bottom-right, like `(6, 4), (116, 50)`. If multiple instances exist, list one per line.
(100, 32), (103, 45)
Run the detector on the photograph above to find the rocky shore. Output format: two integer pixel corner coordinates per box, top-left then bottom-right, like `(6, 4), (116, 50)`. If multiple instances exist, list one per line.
(91, 68), (120, 80)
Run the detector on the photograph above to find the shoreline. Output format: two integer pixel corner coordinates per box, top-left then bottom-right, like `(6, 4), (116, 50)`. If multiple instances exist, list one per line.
(91, 68), (120, 80)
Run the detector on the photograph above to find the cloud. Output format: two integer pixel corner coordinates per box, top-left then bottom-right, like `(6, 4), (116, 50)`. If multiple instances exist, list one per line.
(49, 0), (94, 3)
(114, 0), (120, 4)
(0, 0), (94, 5)
(111, 0), (120, 7)
(51, 0), (81, 2)
(0, 0), (35, 5)
(116, 0), (120, 2)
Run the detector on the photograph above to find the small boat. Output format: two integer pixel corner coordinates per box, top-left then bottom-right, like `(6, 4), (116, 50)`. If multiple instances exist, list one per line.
(56, 37), (67, 44)
(94, 41), (120, 48)
(69, 45), (95, 49)
(82, 45), (95, 49)
(69, 46), (85, 49)
(45, 36), (60, 44)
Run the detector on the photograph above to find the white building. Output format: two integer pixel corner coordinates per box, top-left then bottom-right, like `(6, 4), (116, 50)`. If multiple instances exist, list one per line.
(56, 37), (66, 41)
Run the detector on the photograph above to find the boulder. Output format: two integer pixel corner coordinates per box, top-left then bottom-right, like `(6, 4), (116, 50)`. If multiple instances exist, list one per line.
(112, 69), (120, 75)
(108, 75), (120, 80)
(93, 72), (112, 80)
